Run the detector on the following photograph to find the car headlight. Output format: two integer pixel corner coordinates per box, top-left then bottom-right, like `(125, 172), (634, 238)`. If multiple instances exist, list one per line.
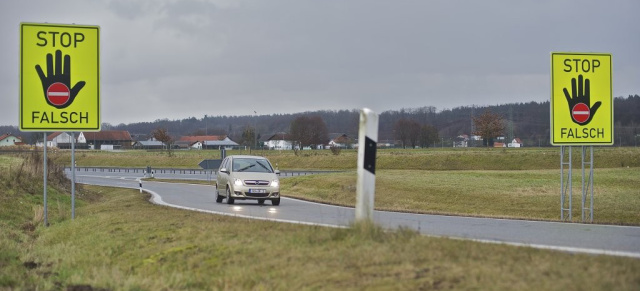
(234, 179), (243, 186)
(271, 180), (279, 187)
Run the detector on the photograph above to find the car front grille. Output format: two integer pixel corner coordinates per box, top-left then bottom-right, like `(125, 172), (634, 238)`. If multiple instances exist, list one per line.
(244, 180), (270, 186)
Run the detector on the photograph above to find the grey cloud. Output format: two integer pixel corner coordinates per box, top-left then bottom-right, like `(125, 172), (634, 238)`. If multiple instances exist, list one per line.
(1, 0), (638, 126)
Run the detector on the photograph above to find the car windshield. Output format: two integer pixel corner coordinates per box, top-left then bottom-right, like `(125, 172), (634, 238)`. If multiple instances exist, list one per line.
(232, 158), (274, 173)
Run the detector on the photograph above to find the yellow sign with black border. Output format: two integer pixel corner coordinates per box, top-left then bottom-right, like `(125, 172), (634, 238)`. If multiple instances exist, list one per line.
(20, 23), (100, 131)
(550, 52), (613, 145)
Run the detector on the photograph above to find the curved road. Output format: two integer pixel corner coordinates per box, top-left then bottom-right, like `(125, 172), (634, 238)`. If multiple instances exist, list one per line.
(68, 170), (640, 258)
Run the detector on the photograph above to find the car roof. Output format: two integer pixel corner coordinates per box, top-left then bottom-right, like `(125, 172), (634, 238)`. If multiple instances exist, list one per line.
(229, 155), (269, 160)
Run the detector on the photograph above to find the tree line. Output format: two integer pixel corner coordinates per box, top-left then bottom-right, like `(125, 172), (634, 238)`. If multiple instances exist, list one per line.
(2, 95), (639, 147)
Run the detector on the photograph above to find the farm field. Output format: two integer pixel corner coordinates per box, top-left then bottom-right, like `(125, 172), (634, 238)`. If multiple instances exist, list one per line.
(46, 146), (640, 170)
(281, 168), (640, 225)
(86, 147), (640, 225)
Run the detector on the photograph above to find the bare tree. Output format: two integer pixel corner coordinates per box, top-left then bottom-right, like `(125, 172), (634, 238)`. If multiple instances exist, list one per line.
(394, 118), (421, 148)
(472, 110), (506, 147)
(419, 124), (439, 148)
(290, 115), (328, 149)
(408, 120), (421, 148)
(241, 126), (255, 148)
(151, 127), (174, 156)
(394, 119), (410, 148)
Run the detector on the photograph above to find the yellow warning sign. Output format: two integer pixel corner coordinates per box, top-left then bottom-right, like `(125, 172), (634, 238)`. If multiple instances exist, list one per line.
(550, 52), (613, 145)
(20, 23), (100, 131)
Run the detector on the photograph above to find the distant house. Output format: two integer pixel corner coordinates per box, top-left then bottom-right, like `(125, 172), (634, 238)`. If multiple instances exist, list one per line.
(508, 138), (523, 148)
(191, 141), (204, 150)
(178, 135), (225, 149)
(80, 131), (133, 150)
(43, 132), (76, 148)
(203, 137), (239, 149)
(264, 133), (293, 150)
(377, 139), (397, 148)
(175, 140), (199, 149)
(454, 135), (469, 148)
(133, 139), (166, 150)
(0, 134), (22, 147)
(494, 142), (506, 148)
(327, 133), (352, 149)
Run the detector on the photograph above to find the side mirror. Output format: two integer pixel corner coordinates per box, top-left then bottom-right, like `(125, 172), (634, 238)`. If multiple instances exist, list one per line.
(275, 170), (280, 176)
(220, 168), (229, 174)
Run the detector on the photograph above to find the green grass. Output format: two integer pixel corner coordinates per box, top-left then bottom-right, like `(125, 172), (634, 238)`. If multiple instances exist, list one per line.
(3, 185), (639, 290)
(281, 168), (640, 225)
(49, 147), (640, 170)
(0, 155), (23, 169)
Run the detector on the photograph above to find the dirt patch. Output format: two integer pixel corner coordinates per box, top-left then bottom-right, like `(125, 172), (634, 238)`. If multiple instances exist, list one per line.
(66, 285), (111, 291)
(23, 261), (40, 269)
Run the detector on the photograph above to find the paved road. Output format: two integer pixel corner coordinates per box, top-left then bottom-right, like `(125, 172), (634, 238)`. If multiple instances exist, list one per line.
(68, 170), (640, 258)
(66, 167), (338, 181)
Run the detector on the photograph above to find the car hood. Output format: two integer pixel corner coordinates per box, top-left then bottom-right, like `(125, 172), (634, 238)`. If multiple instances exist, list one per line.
(231, 172), (278, 181)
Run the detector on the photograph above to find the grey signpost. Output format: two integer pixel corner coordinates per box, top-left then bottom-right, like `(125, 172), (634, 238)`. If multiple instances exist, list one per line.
(43, 133), (48, 226)
(560, 146), (572, 221)
(71, 132), (76, 219)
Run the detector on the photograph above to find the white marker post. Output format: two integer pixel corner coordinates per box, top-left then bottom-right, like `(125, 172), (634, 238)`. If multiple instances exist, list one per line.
(71, 132), (76, 219)
(356, 108), (378, 222)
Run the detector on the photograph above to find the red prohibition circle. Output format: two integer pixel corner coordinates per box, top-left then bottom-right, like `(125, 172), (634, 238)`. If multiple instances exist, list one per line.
(572, 103), (590, 124)
(47, 82), (70, 106)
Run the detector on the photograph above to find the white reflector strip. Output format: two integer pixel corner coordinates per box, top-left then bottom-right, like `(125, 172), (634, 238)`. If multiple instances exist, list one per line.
(49, 92), (69, 97)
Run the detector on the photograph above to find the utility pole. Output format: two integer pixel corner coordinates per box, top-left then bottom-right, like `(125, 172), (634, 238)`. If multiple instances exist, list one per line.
(254, 111), (257, 151)
(508, 106), (514, 142)
(470, 106), (476, 135)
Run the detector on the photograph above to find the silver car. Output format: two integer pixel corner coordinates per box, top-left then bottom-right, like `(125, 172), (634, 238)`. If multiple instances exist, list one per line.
(215, 155), (281, 205)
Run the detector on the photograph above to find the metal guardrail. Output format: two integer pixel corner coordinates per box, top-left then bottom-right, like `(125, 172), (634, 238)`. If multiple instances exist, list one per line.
(64, 167), (341, 176)
(64, 167), (209, 174)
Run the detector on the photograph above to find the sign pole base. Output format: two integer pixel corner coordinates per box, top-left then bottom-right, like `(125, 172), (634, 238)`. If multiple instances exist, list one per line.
(43, 133), (49, 227)
(581, 146), (594, 222)
(560, 146), (572, 221)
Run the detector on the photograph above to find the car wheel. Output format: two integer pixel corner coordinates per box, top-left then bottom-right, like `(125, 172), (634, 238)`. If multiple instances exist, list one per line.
(215, 184), (223, 203)
(226, 187), (235, 204)
(271, 198), (280, 206)
(258, 199), (265, 205)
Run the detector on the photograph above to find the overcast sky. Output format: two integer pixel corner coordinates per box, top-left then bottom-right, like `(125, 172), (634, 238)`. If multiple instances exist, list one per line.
(2, 0), (639, 126)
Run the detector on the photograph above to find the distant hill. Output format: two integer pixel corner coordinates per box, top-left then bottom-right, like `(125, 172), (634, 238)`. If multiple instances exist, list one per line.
(3, 95), (639, 147)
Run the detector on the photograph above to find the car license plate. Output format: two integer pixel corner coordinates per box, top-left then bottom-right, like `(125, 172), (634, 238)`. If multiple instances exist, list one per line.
(249, 189), (266, 194)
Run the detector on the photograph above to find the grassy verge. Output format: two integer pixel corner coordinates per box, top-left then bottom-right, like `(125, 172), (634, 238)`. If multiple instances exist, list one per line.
(281, 168), (640, 225)
(48, 147), (640, 170)
(2, 184), (639, 290)
(0, 153), (100, 288)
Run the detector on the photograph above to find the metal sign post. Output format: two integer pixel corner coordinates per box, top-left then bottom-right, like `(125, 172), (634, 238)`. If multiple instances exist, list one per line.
(581, 146), (594, 222)
(71, 132), (76, 219)
(43, 133), (48, 227)
(560, 146), (572, 221)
